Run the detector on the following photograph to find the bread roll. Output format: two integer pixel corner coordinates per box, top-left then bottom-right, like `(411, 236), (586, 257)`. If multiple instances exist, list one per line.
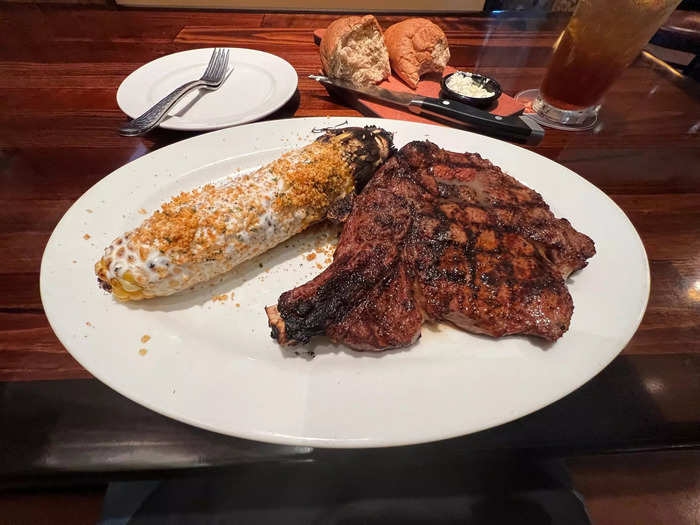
(384, 18), (450, 89)
(320, 15), (390, 87)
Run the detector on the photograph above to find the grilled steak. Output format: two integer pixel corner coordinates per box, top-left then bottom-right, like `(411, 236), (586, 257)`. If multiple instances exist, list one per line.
(266, 141), (595, 350)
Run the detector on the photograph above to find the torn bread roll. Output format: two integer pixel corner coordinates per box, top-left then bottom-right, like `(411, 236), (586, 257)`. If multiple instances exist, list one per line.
(384, 18), (450, 89)
(320, 15), (390, 87)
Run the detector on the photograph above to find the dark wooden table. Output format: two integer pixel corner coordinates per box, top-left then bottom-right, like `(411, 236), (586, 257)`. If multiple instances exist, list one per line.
(1, 3), (699, 485)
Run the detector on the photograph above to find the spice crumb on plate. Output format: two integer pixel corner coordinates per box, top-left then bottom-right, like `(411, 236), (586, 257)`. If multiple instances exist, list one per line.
(83, 233), (91, 240)
(138, 348), (148, 356)
(212, 293), (229, 302)
(141, 334), (151, 343)
(138, 208), (147, 214)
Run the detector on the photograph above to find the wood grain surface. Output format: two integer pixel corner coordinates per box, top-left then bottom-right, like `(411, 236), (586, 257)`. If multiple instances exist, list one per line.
(0, 4), (699, 382)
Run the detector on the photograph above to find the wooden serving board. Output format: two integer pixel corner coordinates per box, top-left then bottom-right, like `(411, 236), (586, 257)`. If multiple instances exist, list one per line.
(313, 28), (525, 123)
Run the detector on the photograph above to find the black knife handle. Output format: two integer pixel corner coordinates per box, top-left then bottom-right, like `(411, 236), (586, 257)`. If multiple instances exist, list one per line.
(409, 97), (544, 144)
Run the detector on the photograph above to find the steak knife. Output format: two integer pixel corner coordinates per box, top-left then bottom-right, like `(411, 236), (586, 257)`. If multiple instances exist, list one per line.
(310, 75), (544, 145)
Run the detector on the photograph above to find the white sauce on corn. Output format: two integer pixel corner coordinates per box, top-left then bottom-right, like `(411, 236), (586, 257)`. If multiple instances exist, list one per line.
(102, 175), (286, 297)
(96, 138), (358, 299)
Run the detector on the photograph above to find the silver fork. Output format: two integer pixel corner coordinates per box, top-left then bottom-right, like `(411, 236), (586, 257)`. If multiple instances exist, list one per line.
(119, 48), (230, 136)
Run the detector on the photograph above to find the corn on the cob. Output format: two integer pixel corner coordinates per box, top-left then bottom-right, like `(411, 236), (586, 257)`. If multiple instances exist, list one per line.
(95, 126), (393, 301)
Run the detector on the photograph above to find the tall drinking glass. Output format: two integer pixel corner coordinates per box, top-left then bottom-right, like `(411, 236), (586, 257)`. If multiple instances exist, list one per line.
(516, 0), (682, 130)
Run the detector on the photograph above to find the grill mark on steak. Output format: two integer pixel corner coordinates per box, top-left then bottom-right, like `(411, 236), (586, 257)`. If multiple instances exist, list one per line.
(267, 141), (596, 351)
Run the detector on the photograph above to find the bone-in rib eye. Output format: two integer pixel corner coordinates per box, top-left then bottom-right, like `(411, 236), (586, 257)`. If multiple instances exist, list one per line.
(266, 141), (595, 350)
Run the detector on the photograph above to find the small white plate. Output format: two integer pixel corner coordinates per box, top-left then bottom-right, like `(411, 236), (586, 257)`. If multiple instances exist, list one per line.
(41, 117), (649, 448)
(117, 48), (298, 131)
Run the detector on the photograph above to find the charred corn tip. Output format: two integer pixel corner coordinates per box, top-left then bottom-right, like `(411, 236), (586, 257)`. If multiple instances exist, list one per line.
(319, 126), (394, 192)
(320, 126), (394, 158)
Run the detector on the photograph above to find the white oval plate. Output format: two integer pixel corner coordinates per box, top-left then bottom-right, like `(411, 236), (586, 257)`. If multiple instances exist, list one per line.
(117, 48), (298, 131)
(41, 117), (649, 448)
